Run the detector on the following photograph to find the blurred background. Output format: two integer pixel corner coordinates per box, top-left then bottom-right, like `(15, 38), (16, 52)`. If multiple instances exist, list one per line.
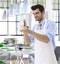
(0, 0), (60, 64)
(0, 0), (59, 45)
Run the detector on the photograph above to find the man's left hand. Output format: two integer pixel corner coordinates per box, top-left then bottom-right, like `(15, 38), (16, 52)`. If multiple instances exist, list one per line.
(20, 27), (31, 34)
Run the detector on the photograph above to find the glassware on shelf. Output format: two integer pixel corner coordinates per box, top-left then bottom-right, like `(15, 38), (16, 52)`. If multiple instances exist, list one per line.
(2, 9), (7, 19)
(15, 2), (20, 14)
(9, 5), (13, 15)
(22, 0), (28, 13)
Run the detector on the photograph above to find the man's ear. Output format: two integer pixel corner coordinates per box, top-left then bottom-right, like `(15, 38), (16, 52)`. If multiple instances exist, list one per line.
(42, 11), (45, 15)
(41, 11), (45, 17)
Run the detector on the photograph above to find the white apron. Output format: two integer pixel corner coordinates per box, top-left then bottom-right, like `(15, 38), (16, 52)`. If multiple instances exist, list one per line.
(34, 19), (57, 64)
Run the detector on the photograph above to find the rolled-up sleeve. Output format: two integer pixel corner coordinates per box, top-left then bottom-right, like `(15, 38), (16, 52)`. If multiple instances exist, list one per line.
(45, 21), (56, 42)
(29, 35), (34, 43)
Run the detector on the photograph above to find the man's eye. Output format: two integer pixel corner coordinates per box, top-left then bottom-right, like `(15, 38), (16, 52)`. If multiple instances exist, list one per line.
(33, 12), (39, 15)
(36, 12), (39, 14)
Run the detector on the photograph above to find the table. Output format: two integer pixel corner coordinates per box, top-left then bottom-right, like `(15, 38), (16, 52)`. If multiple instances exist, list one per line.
(0, 44), (34, 64)
(0, 49), (10, 64)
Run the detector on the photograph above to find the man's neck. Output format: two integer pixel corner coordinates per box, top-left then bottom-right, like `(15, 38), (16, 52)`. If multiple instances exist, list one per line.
(39, 18), (44, 23)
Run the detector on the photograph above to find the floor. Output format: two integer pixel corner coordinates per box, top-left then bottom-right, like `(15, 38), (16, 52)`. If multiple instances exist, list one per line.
(5, 60), (60, 64)
(58, 58), (60, 64)
(3, 59), (33, 64)
(1, 55), (60, 64)
(0, 56), (33, 64)
(0, 53), (34, 64)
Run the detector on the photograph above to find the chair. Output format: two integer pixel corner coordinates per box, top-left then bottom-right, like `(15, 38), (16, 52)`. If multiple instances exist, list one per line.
(54, 46), (60, 61)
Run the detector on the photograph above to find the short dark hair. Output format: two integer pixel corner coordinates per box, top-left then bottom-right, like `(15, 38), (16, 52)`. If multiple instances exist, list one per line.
(31, 4), (45, 13)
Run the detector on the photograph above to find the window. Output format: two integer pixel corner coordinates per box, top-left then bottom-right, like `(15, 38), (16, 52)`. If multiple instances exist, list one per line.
(53, 0), (59, 41)
(58, 0), (60, 40)
(0, 0), (31, 43)
(0, 0), (31, 36)
(0, 0), (59, 44)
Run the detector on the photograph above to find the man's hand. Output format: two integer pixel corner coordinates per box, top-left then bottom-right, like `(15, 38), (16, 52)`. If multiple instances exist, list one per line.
(20, 20), (31, 45)
(20, 20), (31, 34)
(20, 26), (31, 34)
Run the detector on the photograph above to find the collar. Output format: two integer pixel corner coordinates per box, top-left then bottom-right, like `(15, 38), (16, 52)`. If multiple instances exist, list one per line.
(39, 19), (46, 28)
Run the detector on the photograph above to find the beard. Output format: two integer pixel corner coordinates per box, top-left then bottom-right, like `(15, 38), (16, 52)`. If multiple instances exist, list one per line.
(35, 17), (43, 22)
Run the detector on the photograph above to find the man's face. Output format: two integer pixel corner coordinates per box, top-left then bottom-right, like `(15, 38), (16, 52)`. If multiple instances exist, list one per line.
(32, 9), (44, 22)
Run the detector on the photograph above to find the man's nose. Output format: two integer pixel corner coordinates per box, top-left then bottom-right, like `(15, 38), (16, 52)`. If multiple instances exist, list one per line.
(34, 14), (37, 17)
(35, 15), (38, 18)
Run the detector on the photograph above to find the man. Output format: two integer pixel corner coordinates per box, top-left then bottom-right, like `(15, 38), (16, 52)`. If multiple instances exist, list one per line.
(20, 4), (57, 64)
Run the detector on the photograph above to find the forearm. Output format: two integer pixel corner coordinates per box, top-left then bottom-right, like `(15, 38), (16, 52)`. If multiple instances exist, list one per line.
(20, 26), (49, 43)
(29, 30), (49, 43)
(24, 33), (31, 45)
